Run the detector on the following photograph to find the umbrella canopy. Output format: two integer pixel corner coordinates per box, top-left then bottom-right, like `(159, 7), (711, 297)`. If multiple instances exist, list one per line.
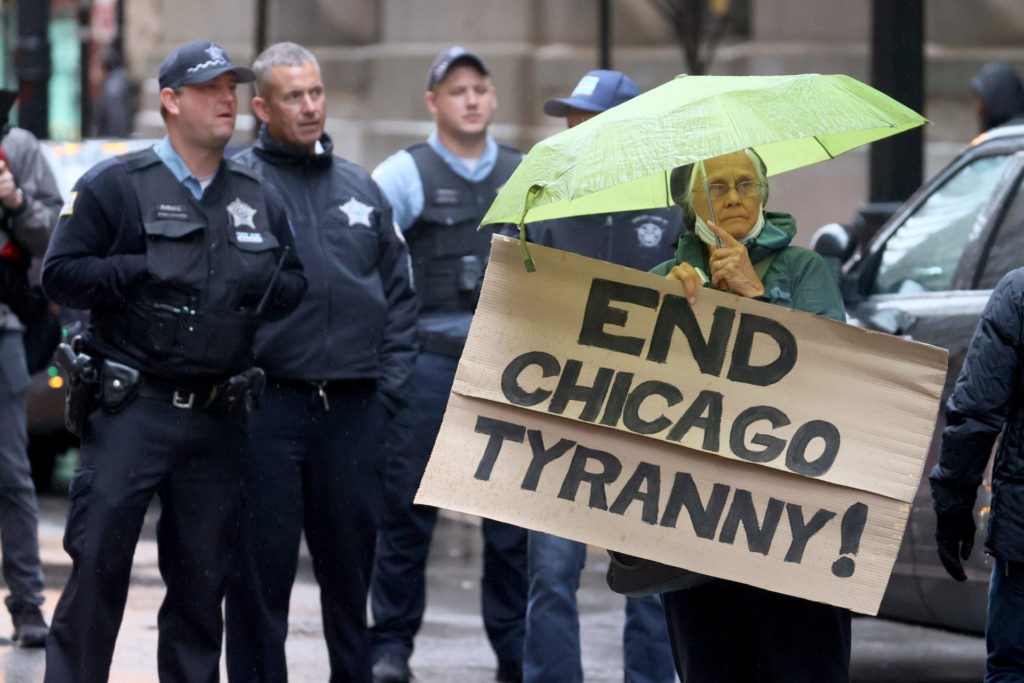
(482, 73), (927, 227)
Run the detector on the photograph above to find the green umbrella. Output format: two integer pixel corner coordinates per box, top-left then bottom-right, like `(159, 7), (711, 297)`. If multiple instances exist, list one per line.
(482, 73), (927, 244)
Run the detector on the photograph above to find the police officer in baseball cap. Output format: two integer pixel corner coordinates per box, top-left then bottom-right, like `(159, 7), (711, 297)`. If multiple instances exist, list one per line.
(41, 38), (305, 682)
(370, 45), (527, 683)
(516, 71), (681, 682)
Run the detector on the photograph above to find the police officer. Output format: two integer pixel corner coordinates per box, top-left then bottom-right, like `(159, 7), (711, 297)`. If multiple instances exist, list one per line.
(40, 40), (306, 683)
(515, 70), (681, 683)
(0, 90), (62, 648)
(224, 42), (417, 683)
(369, 46), (526, 683)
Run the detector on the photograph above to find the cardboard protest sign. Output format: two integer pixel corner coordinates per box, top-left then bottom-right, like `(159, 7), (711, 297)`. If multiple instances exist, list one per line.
(415, 236), (948, 614)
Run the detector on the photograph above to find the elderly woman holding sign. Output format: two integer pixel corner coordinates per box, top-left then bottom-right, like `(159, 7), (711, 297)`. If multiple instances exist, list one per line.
(652, 149), (850, 682)
(657, 148), (845, 320)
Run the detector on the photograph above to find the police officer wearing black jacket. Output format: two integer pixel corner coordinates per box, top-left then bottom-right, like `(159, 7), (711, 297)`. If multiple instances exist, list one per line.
(224, 42), (418, 683)
(40, 40), (306, 683)
(369, 46), (526, 683)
